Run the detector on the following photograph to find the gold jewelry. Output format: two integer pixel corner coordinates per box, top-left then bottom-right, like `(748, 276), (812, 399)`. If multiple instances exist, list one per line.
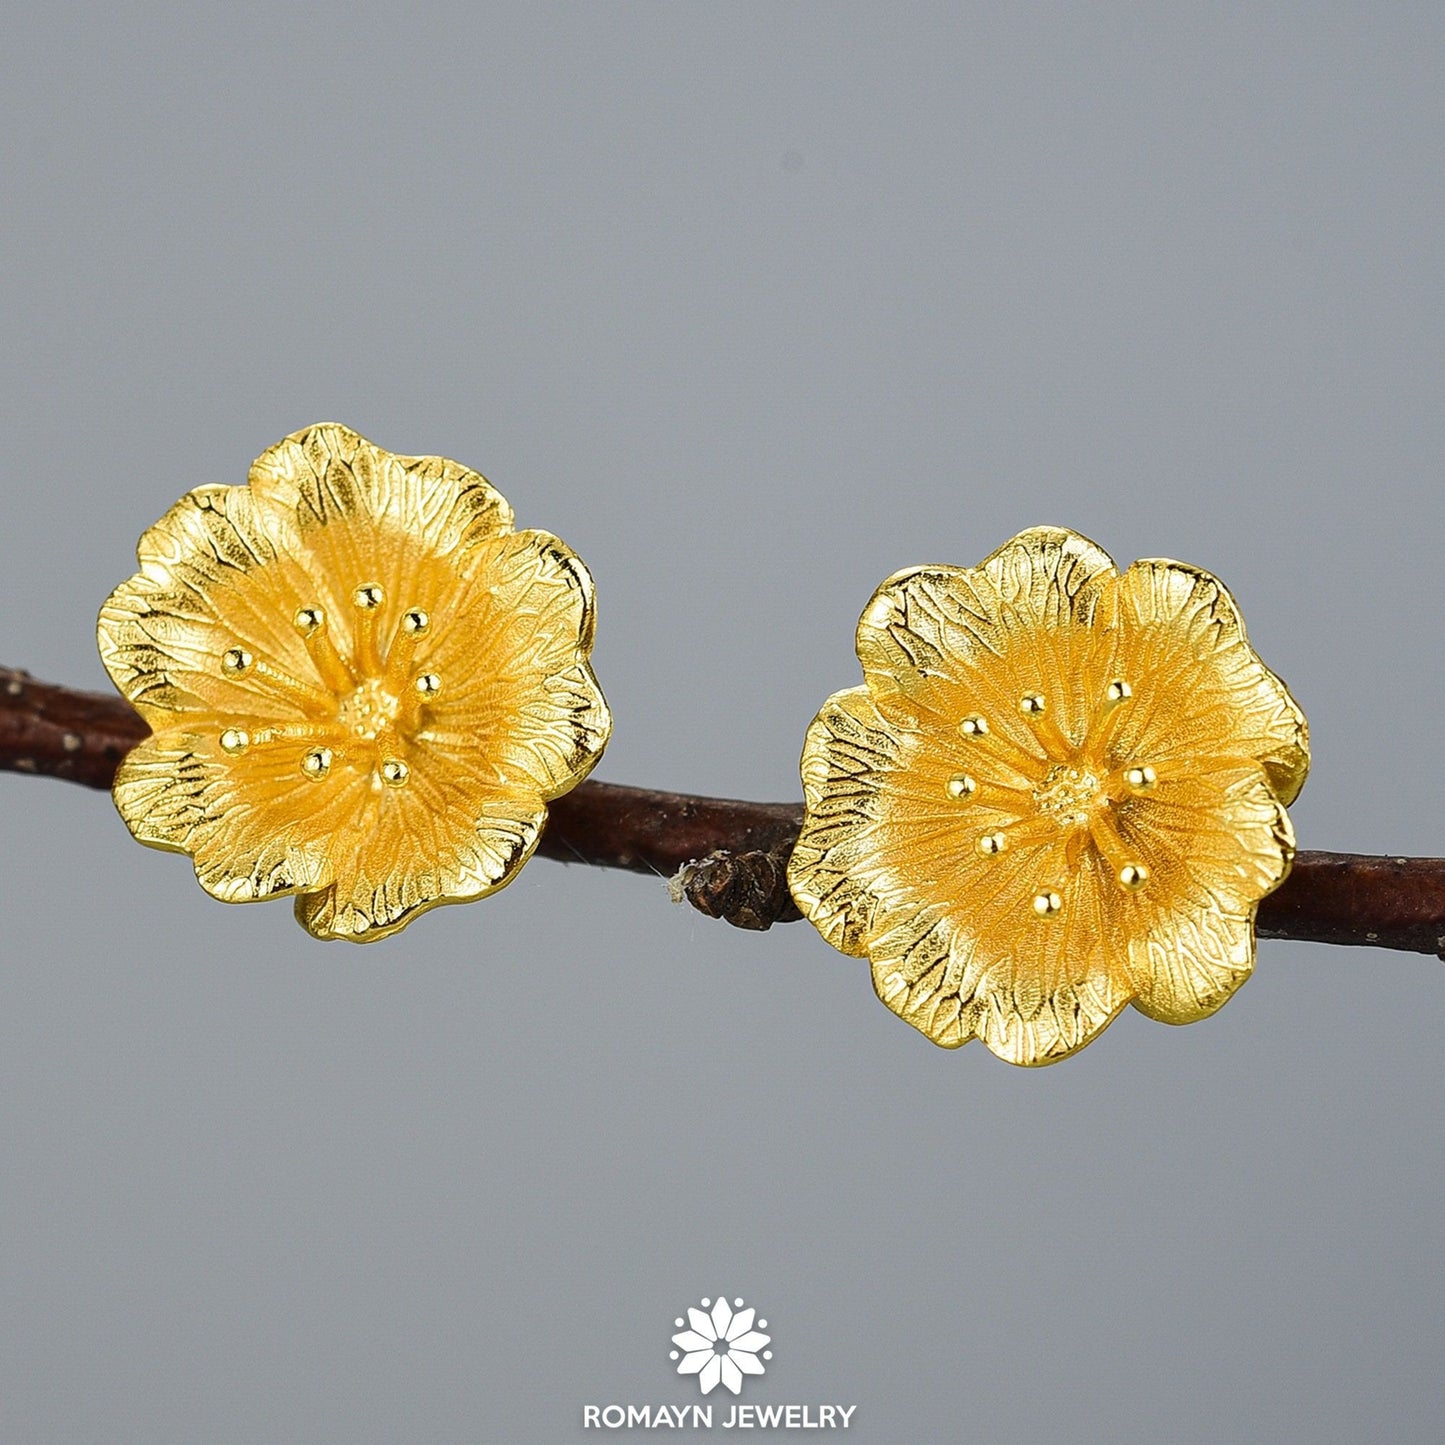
(787, 526), (1308, 1065)
(98, 423), (610, 941)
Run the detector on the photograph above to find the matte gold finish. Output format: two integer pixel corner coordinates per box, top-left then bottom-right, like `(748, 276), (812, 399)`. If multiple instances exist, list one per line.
(788, 526), (1309, 1064)
(98, 422), (611, 942)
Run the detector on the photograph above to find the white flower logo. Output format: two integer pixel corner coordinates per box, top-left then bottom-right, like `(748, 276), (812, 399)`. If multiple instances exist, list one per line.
(669, 1295), (772, 1396)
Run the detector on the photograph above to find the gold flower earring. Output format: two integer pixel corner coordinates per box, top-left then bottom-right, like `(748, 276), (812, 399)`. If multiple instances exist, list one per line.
(98, 423), (610, 941)
(787, 526), (1308, 1065)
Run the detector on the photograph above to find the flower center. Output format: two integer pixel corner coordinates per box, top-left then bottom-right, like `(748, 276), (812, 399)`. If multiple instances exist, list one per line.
(215, 583), (443, 789)
(950, 682), (1157, 913)
(1032, 764), (1102, 829)
(337, 678), (401, 741)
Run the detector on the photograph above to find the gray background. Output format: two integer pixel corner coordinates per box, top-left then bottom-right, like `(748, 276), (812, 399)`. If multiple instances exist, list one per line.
(2, 3), (1443, 1441)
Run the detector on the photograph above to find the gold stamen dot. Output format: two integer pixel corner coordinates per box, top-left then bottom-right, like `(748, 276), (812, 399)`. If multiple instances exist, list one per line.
(946, 773), (977, 800)
(293, 606), (325, 635)
(301, 747), (333, 779)
(415, 672), (442, 698)
(380, 758), (409, 787)
(1123, 764), (1158, 792)
(960, 714), (989, 738)
(219, 728), (249, 755)
(978, 831), (1007, 855)
(1019, 693), (1046, 716)
(1033, 890), (1064, 917)
(1105, 679), (1133, 705)
(353, 583), (384, 610)
(1119, 863), (1150, 891)
(221, 647), (253, 674)
(401, 608), (430, 636)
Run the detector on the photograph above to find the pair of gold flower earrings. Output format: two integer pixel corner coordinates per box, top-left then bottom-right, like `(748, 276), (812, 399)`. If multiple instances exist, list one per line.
(99, 423), (1308, 1066)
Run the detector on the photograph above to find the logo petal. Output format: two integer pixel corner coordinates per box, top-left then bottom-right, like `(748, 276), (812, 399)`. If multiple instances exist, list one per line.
(676, 1350), (713, 1376)
(727, 1330), (770, 1354)
(671, 1330), (714, 1353)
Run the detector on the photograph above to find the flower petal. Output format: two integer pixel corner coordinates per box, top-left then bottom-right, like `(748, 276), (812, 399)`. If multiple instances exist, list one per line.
(1103, 765), (1290, 1024)
(725, 1308), (755, 1341)
(1109, 558), (1309, 805)
(788, 686), (910, 958)
(247, 422), (513, 559)
(676, 1350), (712, 1376)
(419, 529), (609, 800)
(687, 1308), (716, 1340)
(220, 427), (519, 694)
(699, 1355), (723, 1395)
(112, 729), (352, 902)
(1120, 765), (1295, 916)
(731, 1350), (766, 1376)
(293, 788), (546, 942)
(709, 1297), (734, 1341)
(1126, 898), (1258, 1025)
(868, 854), (1131, 1063)
(99, 485), (316, 725)
(719, 1355), (744, 1395)
(855, 526), (1117, 741)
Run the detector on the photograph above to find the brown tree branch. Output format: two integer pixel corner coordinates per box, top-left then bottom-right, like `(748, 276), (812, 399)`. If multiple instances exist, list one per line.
(3, 667), (1444, 956)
